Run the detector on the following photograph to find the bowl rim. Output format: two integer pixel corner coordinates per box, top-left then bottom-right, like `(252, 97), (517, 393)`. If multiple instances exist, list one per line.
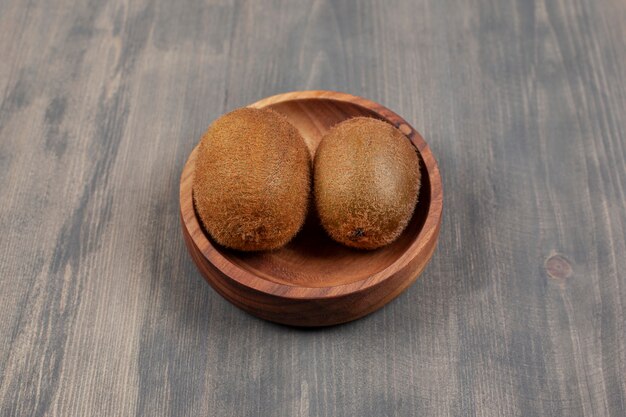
(180, 90), (443, 300)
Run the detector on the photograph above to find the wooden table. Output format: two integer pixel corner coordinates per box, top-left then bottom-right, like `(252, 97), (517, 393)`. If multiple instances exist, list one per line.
(1, 0), (625, 415)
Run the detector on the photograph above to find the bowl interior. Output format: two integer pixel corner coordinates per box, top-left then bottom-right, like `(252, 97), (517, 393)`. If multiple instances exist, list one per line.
(196, 98), (431, 288)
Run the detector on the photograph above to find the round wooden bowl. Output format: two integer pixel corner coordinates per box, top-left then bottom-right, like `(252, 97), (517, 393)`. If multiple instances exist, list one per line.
(180, 91), (442, 327)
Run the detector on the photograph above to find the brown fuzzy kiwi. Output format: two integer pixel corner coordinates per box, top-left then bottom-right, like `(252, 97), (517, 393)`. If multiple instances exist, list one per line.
(314, 117), (421, 250)
(193, 107), (311, 251)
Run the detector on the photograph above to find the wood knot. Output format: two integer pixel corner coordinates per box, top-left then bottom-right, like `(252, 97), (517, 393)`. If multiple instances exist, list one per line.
(545, 254), (573, 280)
(398, 124), (412, 136)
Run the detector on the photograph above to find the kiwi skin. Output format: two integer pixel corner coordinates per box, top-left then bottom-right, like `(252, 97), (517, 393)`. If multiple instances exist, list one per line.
(314, 117), (421, 250)
(193, 107), (311, 251)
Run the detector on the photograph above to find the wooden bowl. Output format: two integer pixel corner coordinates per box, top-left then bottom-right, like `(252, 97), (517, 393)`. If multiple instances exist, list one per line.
(180, 91), (442, 326)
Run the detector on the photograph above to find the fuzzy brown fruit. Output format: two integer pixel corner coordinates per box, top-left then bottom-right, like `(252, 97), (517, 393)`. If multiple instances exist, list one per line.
(314, 117), (421, 250)
(193, 107), (311, 251)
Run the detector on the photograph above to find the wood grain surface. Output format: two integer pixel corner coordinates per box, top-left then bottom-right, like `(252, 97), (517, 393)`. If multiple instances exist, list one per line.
(0, 0), (625, 416)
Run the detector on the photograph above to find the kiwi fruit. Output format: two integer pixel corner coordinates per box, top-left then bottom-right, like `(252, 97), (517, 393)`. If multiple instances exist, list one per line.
(314, 117), (421, 250)
(193, 107), (311, 251)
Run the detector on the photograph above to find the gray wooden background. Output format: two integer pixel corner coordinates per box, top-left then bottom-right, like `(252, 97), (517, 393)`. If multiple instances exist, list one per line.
(1, 0), (625, 415)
